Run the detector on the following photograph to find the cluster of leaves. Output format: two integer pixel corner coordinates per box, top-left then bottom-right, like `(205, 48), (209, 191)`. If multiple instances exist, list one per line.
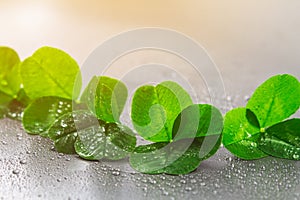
(222, 74), (300, 160)
(0, 46), (223, 175)
(0, 46), (299, 175)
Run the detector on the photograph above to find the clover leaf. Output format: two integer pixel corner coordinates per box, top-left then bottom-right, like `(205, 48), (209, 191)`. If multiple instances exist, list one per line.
(48, 110), (136, 158)
(4, 45), (300, 175)
(130, 104), (223, 174)
(22, 96), (73, 135)
(172, 104), (223, 141)
(258, 119), (300, 160)
(129, 139), (201, 175)
(20, 47), (82, 100)
(223, 74), (300, 160)
(131, 81), (193, 142)
(48, 111), (99, 154)
(130, 135), (221, 175)
(80, 76), (127, 123)
(222, 108), (267, 159)
(0, 47), (21, 104)
(75, 122), (136, 160)
(246, 74), (300, 127)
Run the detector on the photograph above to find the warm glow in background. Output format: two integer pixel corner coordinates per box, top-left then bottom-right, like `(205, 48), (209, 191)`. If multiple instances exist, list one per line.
(1, 0), (299, 95)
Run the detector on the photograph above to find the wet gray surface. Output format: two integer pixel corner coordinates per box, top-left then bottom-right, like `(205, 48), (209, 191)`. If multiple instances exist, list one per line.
(1, 117), (300, 200)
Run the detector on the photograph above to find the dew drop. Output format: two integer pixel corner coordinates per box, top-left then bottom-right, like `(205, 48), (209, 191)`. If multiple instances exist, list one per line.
(200, 182), (206, 186)
(60, 120), (68, 128)
(293, 154), (299, 159)
(244, 95), (250, 101)
(20, 159), (27, 164)
(250, 142), (257, 147)
(190, 179), (197, 184)
(162, 190), (169, 196)
(112, 170), (120, 176)
(65, 157), (71, 161)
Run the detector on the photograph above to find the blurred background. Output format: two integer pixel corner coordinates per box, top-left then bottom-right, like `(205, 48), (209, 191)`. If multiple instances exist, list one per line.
(0, 0), (299, 99)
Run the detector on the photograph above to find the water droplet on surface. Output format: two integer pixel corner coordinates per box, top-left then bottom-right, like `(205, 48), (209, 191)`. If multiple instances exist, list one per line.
(162, 190), (169, 196)
(244, 95), (250, 101)
(65, 157), (71, 161)
(12, 169), (20, 175)
(20, 159), (27, 164)
(190, 179), (197, 184)
(250, 142), (257, 147)
(60, 120), (68, 128)
(112, 171), (120, 176)
(226, 96), (232, 101)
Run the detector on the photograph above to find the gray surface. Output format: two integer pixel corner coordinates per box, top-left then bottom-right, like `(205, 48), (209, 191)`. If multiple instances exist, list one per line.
(1, 118), (300, 200)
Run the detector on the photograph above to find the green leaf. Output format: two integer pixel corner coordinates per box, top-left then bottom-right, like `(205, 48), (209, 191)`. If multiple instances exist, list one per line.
(0, 47), (21, 102)
(80, 76), (98, 113)
(258, 134), (300, 160)
(172, 104), (223, 141)
(48, 111), (97, 154)
(257, 119), (300, 160)
(198, 134), (222, 160)
(246, 74), (300, 128)
(266, 118), (300, 146)
(129, 135), (220, 175)
(0, 91), (13, 106)
(22, 96), (73, 135)
(131, 81), (193, 142)
(245, 109), (260, 128)
(75, 122), (136, 161)
(20, 46), (82, 100)
(81, 76), (127, 123)
(48, 110), (136, 158)
(222, 108), (267, 160)
(129, 139), (201, 174)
